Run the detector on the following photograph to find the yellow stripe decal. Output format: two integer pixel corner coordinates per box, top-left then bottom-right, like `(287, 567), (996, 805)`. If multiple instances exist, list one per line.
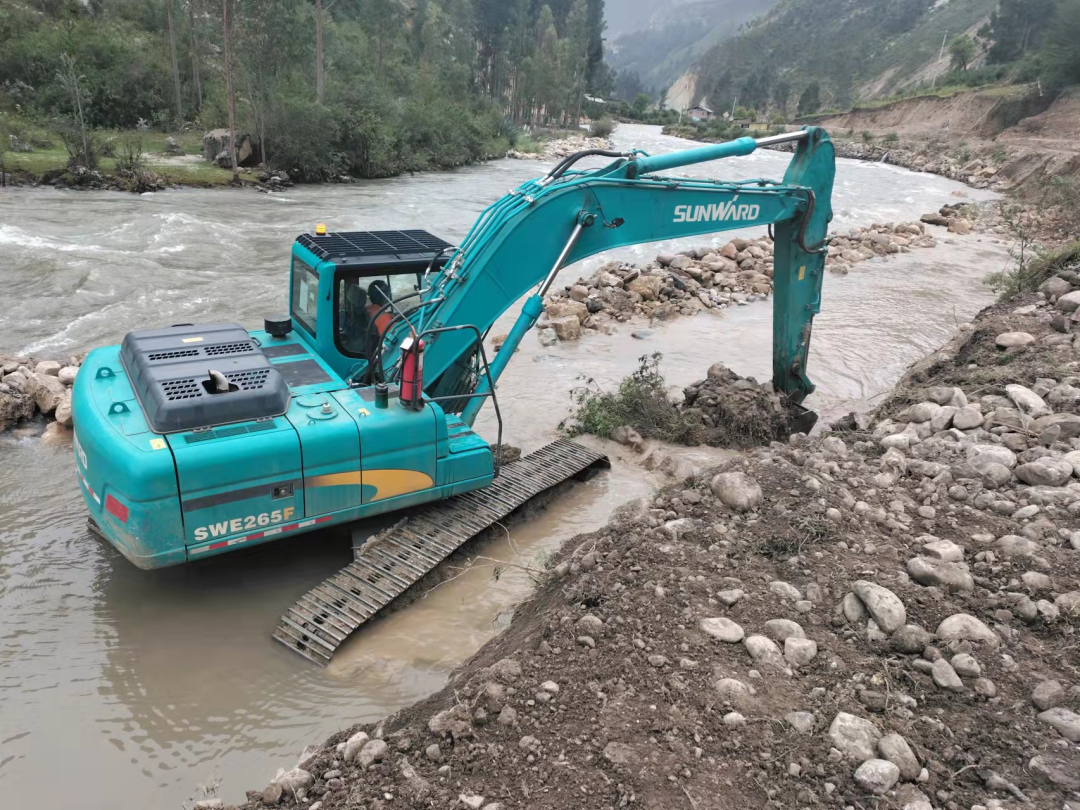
(308, 471), (363, 488)
(363, 469), (434, 501)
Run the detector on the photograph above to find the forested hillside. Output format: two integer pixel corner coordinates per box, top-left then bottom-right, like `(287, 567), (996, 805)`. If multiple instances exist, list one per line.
(688, 0), (1080, 118)
(605, 0), (776, 99)
(0, 0), (610, 180)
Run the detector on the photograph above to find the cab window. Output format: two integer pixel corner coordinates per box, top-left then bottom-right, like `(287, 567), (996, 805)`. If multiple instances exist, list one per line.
(337, 271), (423, 358)
(291, 259), (320, 336)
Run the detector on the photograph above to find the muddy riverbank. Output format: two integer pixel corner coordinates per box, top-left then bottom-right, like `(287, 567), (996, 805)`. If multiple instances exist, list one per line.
(236, 265), (1080, 810)
(0, 124), (1009, 809)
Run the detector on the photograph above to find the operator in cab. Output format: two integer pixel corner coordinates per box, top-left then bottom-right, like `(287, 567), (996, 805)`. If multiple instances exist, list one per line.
(367, 280), (393, 338)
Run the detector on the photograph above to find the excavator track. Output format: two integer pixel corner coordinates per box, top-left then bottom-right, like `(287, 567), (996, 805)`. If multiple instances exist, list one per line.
(272, 439), (610, 665)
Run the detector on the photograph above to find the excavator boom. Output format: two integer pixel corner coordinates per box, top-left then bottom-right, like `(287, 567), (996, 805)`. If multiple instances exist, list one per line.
(368, 128), (835, 414)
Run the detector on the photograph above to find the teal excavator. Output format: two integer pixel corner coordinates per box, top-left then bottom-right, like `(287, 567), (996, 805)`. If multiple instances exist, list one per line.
(72, 128), (835, 663)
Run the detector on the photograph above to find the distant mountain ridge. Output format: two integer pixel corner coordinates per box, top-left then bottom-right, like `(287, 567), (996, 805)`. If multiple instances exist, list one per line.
(605, 0), (779, 97)
(679, 0), (998, 114)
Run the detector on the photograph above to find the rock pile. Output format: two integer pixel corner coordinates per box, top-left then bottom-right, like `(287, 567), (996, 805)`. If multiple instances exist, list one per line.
(825, 221), (935, 276)
(505, 135), (614, 161)
(0, 354), (82, 440)
(538, 224), (939, 343)
(538, 238), (778, 343)
(920, 202), (980, 235)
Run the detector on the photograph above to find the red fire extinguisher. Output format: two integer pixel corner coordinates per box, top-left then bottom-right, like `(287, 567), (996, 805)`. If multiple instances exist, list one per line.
(400, 335), (425, 410)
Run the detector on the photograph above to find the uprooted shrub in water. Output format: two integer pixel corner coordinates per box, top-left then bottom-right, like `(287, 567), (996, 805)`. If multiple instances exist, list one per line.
(567, 353), (697, 445)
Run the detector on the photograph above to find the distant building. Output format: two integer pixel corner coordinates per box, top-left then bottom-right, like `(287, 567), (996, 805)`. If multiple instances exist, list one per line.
(686, 104), (714, 122)
(585, 95), (607, 105)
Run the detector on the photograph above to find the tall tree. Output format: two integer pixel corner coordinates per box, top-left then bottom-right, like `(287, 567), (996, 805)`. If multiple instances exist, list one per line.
(315, 0), (324, 104)
(187, 0), (203, 112)
(166, 0), (183, 120)
(222, 0), (238, 181)
(987, 0), (1055, 63)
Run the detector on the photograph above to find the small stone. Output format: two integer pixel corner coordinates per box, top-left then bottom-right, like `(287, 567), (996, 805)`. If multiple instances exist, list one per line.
(769, 581), (801, 601)
(358, 739), (388, 769)
(950, 653), (980, 678)
(497, 706), (517, 725)
(710, 471), (763, 512)
(931, 658), (964, 692)
(995, 331), (1035, 348)
(922, 539), (964, 562)
(722, 711), (747, 727)
(854, 759), (901, 794)
(700, 616), (744, 643)
(906, 556), (974, 592)
(717, 588), (744, 605)
(743, 635), (785, 669)
(828, 712), (881, 760)
(459, 794), (485, 810)
(1038, 707), (1080, 741)
(262, 782), (284, 805)
(764, 619), (805, 641)
(1033, 680), (1066, 711)
(852, 580), (906, 633)
(784, 637), (818, 666)
(425, 743), (443, 762)
(785, 711), (816, 733)
(1029, 750), (1080, 791)
(878, 733), (920, 781)
(936, 613), (1000, 647)
(273, 769), (314, 794)
(974, 678), (997, 697)
(343, 730), (370, 763)
(891, 625), (931, 654)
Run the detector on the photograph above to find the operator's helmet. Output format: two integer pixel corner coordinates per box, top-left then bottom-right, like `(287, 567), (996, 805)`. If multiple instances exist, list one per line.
(368, 279), (392, 307)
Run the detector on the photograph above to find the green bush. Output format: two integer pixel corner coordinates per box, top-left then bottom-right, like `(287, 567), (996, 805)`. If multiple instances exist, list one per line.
(569, 354), (696, 445)
(589, 117), (615, 138)
(861, 130), (875, 143)
(884, 132), (900, 144)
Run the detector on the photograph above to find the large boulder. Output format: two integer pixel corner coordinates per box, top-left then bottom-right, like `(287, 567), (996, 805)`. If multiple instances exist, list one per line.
(544, 299), (588, 324)
(30, 373), (66, 415)
(203, 128), (261, 168)
(710, 471), (763, 512)
(626, 275), (663, 301)
(829, 712), (881, 760)
(1015, 458), (1074, 487)
(852, 581), (906, 633)
(0, 386), (35, 430)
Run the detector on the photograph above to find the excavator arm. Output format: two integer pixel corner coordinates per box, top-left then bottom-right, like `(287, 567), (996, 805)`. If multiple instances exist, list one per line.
(372, 128), (835, 421)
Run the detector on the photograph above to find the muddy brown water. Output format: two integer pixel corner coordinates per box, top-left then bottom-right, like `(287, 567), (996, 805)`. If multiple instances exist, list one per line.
(0, 124), (1004, 807)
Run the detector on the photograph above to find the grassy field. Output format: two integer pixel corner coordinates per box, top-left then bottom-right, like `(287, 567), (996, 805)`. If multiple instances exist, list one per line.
(3, 128), (239, 186)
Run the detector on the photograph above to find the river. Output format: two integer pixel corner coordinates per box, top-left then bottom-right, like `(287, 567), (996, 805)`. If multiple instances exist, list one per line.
(0, 124), (1003, 807)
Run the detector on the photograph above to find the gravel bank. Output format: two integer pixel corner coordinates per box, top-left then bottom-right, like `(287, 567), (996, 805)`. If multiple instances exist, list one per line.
(234, 259), (1080, 810)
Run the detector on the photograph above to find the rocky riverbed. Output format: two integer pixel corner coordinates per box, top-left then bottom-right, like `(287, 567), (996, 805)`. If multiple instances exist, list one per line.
(0, 354), (81, 440)
(230, 259), (1080, 810)
(505, 135), (614, 162)
(535, 222), (938, 344)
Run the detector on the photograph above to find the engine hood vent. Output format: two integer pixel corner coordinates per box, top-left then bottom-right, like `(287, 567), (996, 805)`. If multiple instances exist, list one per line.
(120, 323), (290, 433)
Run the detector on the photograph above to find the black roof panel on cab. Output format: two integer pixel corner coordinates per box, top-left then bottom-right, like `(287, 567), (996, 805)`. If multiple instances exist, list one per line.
(296, 230), (453, 265)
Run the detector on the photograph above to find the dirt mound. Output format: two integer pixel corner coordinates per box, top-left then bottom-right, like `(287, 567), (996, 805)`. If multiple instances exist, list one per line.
(679, 363), (810, 448)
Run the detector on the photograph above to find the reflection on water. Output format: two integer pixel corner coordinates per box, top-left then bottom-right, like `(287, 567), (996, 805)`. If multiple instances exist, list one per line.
(0, 124), (1004, 807)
